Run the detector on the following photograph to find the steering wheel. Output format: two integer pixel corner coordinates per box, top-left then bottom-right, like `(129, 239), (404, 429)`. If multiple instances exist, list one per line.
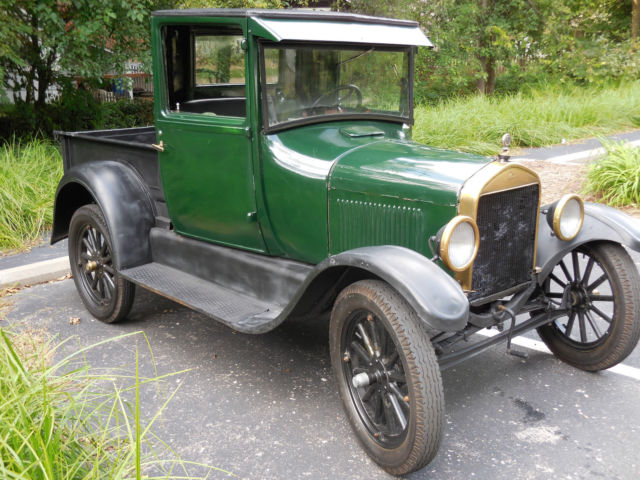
(311, 84), (363, 111)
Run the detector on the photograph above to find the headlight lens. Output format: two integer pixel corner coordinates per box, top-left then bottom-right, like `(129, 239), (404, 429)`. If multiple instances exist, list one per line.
(439, 216), (480, 272)
(551, 194), (584, 241)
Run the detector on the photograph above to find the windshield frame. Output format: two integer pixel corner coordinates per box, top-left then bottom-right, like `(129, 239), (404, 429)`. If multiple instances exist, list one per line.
(258, 40), (415, 134)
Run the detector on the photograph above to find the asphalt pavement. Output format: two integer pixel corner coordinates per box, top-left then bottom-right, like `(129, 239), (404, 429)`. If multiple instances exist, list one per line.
(2, 133), (640, 479)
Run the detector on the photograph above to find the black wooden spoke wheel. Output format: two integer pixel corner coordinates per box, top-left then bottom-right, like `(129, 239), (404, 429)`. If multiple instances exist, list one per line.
(537, 242), (640, 371)
(69, 204), (135, 323)
(330, 280), (443, 475)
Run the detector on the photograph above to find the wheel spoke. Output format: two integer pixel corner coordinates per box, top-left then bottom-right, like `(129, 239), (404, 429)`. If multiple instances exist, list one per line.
(585, 311), (602, 338)
(367, 318), (382, 358)
(388, 382), (410, 409)
(350, 341), (372, 364)
(356, 323), (376, 358)
(581, 257), (595, 285)
(362, 385), (376, 403)
(589, 304), (613, 324)
(101, 277), (112, 300)
(549, 273), (567, 288)
(103, 272), (115, 293)
(571, 251), (581, 282)
(590, 294), (614, 302)
(388, 371), (405, 383)
(82, 237), (95, 255)
(587, 274), (607, 292)
(387, 392), (407, 430)
(103, 265), (115, 275)
(383, 351), (399, 369)
(88, 228), (99, 252)
(559, 260), (573, 282)
(90, 273), (99, 290)
(382, 395), (395, 430)
(564, 311), (576, 337)
(578, 312), (588, 343)
(547, 292), (564, 299)
(373, 391), (383, 423)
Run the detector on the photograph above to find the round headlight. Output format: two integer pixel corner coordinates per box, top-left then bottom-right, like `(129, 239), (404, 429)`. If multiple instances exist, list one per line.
(551, 194), (584, 241)
(439, 216), (480, 272)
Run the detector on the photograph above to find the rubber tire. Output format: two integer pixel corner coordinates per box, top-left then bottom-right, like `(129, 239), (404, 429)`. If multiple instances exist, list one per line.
(329, 280), (444, 476)
(69, 204), (135, 323)
(537, 242), (640, 372)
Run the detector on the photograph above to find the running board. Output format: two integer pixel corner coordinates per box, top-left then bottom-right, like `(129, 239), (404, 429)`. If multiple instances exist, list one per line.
(121, 262), (282, 333)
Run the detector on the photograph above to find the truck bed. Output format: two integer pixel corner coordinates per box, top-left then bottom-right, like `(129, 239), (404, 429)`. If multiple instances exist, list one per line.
(57, 126), (167, 217)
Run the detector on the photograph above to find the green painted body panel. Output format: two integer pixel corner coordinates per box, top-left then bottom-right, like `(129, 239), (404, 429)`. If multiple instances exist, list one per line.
(257, 120), (488, 263)
(150, 13), (491, 265)
(156, 114), (265, 251)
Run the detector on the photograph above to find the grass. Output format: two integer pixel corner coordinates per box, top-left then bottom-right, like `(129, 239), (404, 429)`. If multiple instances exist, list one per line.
(585, 141), (640, 207)
(413, 80), (640, 156)
(0, 139), (63, 251)
(0, 320), (233, 479)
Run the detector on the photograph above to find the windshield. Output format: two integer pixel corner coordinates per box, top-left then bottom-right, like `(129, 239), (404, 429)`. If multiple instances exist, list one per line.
(260, 44), (411, 129)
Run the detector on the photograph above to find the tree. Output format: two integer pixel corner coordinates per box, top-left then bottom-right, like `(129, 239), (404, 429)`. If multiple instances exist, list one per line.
(0, 0), (169, 107)
(633, 0), (639, 42)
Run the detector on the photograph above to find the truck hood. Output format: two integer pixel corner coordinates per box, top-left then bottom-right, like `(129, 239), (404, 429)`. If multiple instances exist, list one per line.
(270, 121), (489, 206)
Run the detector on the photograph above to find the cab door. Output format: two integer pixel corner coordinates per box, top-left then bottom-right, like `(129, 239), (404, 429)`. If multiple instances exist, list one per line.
(155, 20), (265, 252)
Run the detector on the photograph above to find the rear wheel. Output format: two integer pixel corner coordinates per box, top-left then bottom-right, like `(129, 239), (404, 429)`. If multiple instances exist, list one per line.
(329, 280), (443, 475)
(69, 204), (135, 323)
(537, 242), (640, 371)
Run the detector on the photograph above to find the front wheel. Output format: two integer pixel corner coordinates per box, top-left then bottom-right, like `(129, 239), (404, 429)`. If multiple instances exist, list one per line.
(537, 242), (640, 371)
(329, 280), (444, 475)
(69, 204), (135, 323)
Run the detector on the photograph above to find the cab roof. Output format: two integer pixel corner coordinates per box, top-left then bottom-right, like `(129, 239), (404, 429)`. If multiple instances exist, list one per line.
(151, 9), (433, 47)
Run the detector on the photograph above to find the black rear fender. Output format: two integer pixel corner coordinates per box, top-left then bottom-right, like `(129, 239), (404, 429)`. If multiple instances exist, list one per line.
(51, 161), (156, 270)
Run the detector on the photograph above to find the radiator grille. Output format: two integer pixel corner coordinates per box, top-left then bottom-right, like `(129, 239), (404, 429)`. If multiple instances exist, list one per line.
(469, 184), (539, 302)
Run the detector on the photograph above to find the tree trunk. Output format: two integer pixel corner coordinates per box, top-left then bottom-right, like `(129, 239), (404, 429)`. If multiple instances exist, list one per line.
(633, 0), (639, 42)
(486, 57), (496, 95)
(476, 0), (489, 94)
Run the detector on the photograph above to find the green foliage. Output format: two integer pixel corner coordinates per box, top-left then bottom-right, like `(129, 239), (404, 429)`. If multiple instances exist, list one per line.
(586, 141), (640, 206)
(102, 99), (155, 130)
(0, 0), (168, 107)
(0, 327), (232, 479)
(412, 80), (640, 156)
(0, 140), (62, 250)
(0, 93), (154, 141)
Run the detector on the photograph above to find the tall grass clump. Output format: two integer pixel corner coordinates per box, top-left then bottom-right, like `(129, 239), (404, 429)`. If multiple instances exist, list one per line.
(585, 141), (640, 207)
(413, 80), (640, 155)
(0, 328), (232, 479)
(0, 139), (63, 250)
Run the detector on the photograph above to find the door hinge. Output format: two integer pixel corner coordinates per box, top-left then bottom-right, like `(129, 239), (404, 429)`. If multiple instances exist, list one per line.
(151, 140), (165, 152)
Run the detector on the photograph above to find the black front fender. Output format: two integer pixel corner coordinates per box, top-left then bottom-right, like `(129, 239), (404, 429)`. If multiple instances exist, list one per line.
(287, 246), (469, 332)
(536, 202), (640, 281)
(52, 161), (156, 270)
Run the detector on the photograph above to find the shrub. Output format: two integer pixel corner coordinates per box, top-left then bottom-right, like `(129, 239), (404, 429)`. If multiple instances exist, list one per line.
(585, 141), (640, 207)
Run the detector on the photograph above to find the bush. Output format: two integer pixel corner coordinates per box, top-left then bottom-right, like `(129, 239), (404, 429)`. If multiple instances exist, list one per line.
(585, 141), (640, 207)
(0, 91), (154, 142)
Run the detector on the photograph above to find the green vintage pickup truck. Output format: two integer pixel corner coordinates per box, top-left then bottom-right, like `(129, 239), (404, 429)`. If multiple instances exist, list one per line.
(53, 9), (640, 475)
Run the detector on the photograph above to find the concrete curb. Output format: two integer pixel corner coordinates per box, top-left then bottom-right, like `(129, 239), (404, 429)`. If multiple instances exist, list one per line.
(0, 256), (70, 289)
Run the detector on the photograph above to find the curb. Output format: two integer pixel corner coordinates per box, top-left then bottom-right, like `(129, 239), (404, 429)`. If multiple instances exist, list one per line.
(0, 256), (71, 289)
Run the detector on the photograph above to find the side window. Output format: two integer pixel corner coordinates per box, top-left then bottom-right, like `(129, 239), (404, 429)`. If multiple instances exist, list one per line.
(162, 26), (246, 118)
